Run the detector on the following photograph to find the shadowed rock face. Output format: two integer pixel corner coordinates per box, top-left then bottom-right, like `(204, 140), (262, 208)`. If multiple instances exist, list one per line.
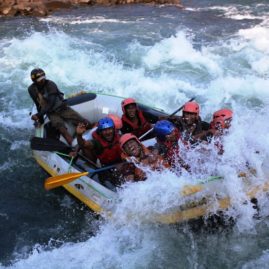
(0, 0), (182, 16)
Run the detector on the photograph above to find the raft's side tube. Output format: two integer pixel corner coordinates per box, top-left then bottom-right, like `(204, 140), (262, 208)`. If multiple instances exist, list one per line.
(68, 92), (168, 125)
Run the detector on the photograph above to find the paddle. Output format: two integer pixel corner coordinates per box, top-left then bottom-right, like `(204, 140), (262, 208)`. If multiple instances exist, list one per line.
(30, 137), (99, 168)
(45, 172), (89, 190)
(30, 137), (71, 153)
(44, 164), (119, 190)
(139, 96), (196, 140)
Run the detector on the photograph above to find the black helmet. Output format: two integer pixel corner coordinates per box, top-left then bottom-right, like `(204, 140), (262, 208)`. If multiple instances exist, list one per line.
(31, 68), (46, 82)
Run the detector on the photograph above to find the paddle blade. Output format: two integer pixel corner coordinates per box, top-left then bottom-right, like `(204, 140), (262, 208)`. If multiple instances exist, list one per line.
(30, 137), (71, 152)
(45, 172), (89, 190)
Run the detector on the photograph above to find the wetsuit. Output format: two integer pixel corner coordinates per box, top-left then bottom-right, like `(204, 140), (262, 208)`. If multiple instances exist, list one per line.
(28, 79), (88, 129)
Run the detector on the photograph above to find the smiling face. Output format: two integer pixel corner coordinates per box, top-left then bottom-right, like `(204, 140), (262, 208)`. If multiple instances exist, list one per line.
(101, 127), (114, 142)
(123, 139), (142, 158)
(125, 104), (137, 119)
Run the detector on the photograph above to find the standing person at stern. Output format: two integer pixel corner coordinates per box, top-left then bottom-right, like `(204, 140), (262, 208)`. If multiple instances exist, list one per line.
(28, 68), (91, 145)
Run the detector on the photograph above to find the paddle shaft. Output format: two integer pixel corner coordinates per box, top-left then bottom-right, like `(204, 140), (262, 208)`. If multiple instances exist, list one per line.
(139, 96), (196, 140)
(87, 164), (118, 175)
(45, 163), (121, 190)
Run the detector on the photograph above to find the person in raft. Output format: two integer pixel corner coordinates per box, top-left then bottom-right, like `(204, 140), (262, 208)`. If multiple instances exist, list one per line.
(76, 117), (122, 166)
(209, 108), (233, 155)
(153, 120), (191, 172)
(118, 133), (169, 182)
(169, 101), (210, 146)
(120, 98), (152, 139)
(28, 68), (91, 145)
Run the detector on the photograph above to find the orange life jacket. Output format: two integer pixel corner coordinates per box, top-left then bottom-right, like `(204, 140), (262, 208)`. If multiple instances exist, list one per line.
(122, 110), (151, 138)
(92, 131), (122, 165)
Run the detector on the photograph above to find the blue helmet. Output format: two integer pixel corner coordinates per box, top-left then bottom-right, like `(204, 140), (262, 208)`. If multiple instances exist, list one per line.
(154, 120), (175, 141)
(97, 117), (115, 132)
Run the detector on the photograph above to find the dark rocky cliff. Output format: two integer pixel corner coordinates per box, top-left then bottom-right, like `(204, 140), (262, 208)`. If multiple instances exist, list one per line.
(0, 0), (182, 16)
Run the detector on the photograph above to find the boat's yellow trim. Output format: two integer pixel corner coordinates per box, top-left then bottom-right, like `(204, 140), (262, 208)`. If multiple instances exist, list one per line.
(247, 181), (269, 198)
(156, 179), (269, 224)
(154, 197), (231, 224)
(33, 153), (103, 213)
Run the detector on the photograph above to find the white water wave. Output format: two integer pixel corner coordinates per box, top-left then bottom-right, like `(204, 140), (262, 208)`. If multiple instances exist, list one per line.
(185, 5), (268, 21)
(0, 109), (32, 129)
(238, 26), (269, 53)
(10, 140), (30, 151)
(40, 16), (131, 25)
(142, 32), (222, 76)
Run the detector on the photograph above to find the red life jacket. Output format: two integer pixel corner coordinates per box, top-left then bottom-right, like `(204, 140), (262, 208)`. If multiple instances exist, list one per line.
(92, 131), (122, 165)
(122, 110), (151, 137)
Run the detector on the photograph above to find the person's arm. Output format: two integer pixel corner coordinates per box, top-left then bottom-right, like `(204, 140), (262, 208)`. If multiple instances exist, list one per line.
(28, 86), (44, 124)
(193, 130), (211, 142)
(116, 163), (137, 182)
(189, 121), (211, 143)
(28, 86), (41, 113)
(76, 123), (94, 149)
(193, 121), (216, 142)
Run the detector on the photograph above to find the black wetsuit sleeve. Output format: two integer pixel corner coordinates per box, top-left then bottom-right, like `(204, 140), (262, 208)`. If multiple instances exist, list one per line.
(36, 80), (63, 117)
(28, 85), (41, 113)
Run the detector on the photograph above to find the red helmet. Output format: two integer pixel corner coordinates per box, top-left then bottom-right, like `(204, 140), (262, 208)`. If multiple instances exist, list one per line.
(211, 108), (233, 130)
(212, 109), (233, 121)
(121, 98), (136, 113)
(183, 101), (200, 115)
(108, 114), (122, 130)
(119, 133), (141, 151)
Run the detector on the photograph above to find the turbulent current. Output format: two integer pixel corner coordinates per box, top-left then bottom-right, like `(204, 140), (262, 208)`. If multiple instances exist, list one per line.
(1, 0), (269, 268)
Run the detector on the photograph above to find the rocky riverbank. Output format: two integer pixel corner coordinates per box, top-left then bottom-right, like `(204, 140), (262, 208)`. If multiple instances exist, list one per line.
(0, 0), (182, 16)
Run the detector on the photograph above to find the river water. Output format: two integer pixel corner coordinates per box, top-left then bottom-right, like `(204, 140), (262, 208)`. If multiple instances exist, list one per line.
(1, 0), (269, 268)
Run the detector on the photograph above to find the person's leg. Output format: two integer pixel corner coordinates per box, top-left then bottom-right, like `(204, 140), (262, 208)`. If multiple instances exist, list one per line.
(60, 106), (92, 128)
(48, 113), (73, 145)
